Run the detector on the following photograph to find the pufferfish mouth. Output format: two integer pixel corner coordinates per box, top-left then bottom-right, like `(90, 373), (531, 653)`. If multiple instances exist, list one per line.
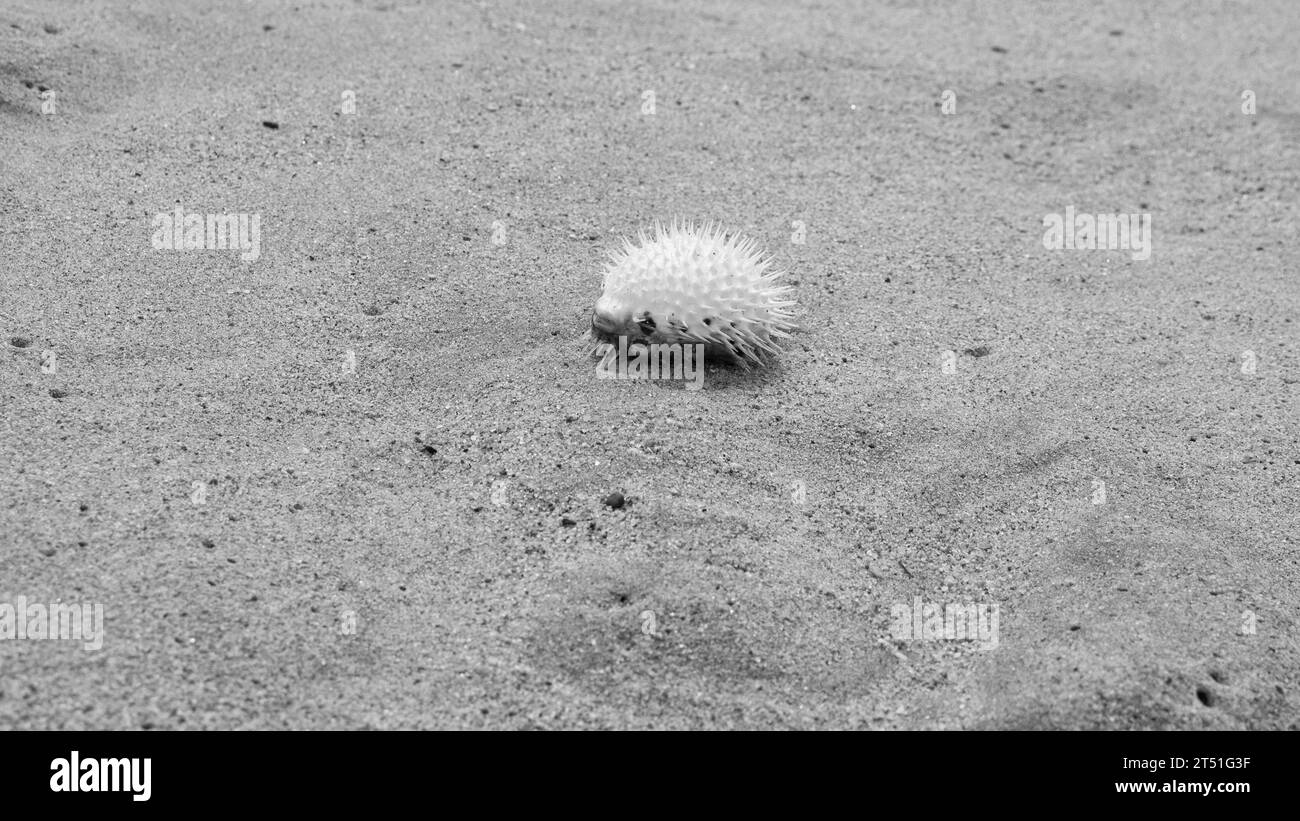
(591, 309), (622, 337)
(591, 308), (657, 345)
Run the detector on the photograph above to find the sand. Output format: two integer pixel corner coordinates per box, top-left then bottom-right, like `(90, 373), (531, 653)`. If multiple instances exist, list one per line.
(1, 0), (1297, 729)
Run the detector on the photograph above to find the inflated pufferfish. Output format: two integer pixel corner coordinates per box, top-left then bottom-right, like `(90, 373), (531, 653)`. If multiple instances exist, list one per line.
(590, 220), (797, 367)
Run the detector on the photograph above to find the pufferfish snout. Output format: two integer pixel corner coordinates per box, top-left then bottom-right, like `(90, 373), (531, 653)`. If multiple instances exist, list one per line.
(590, 220), (797, 367)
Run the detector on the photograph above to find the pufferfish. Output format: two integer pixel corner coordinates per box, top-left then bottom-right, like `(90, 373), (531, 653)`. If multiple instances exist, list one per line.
(589, 220), (797, 367)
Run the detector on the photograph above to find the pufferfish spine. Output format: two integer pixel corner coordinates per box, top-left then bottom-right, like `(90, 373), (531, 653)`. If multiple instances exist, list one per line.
(590, 220), (797, 367)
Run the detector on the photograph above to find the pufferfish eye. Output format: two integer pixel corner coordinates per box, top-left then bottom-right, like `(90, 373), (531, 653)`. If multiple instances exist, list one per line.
(636, 315), (657, 335)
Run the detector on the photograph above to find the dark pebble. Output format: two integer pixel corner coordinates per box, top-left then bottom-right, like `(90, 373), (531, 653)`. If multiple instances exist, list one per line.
(602, 492), (625, 510)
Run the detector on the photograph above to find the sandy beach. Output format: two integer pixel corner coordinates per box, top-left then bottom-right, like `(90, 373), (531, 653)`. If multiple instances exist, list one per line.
(1, 0), (1297, 729)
